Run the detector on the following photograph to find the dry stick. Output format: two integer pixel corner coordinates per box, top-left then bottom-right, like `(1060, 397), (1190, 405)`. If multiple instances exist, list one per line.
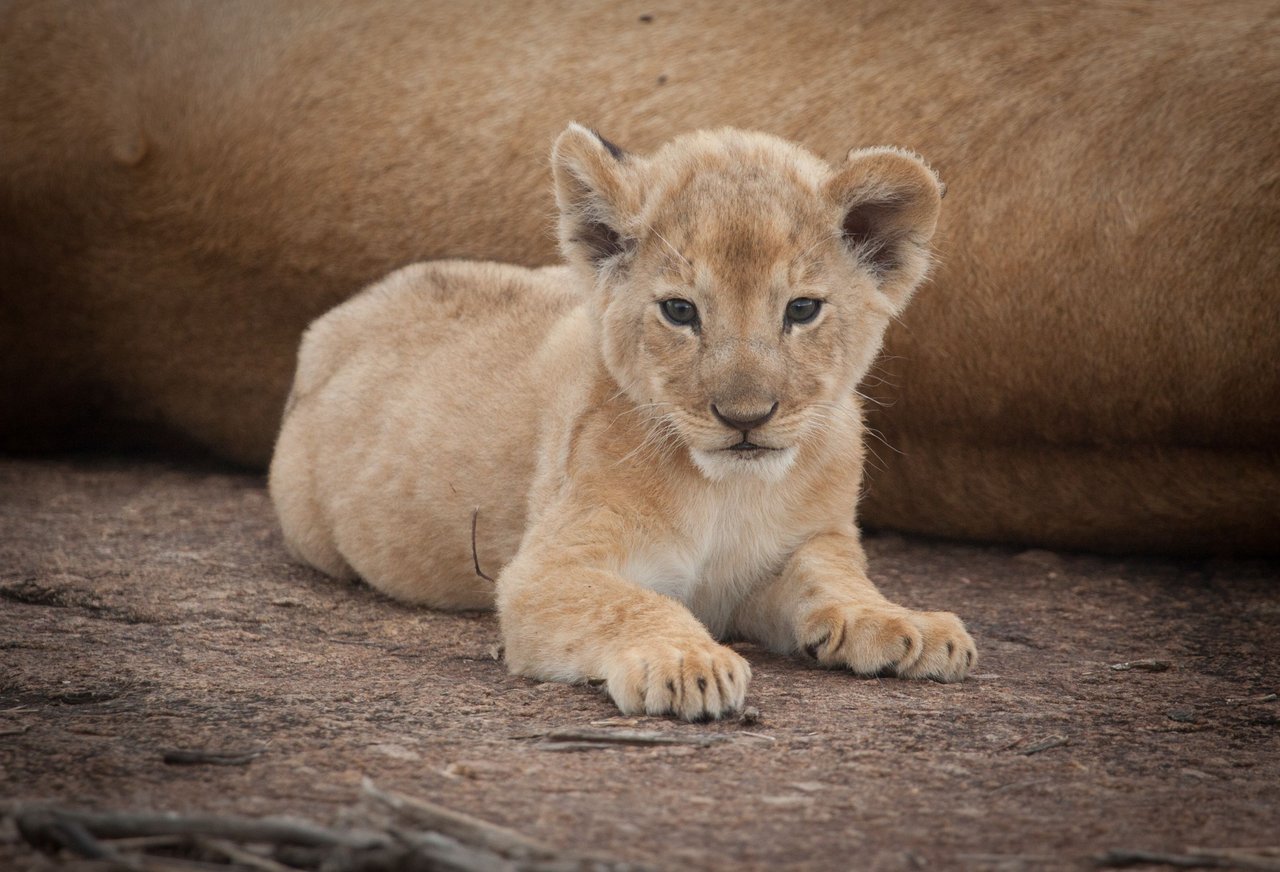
(386, 830), (522, 872)
(1019, 734), (1069, 755)
(365, 780), (654, 872)
(1098, 848), (1280, 870)
(536, 728), (730, 749)
(192, 837), (295, 872)
(362, 777), (553, 861)
(18, 805), (645, 872)
(267, 838), (514, 872)
(34, 814), (141, 871)
(1108, 659), (1171, 672)
(20, 805), (577, 872)
(15, 807), (387, 850)
(471, 508), (495, 584)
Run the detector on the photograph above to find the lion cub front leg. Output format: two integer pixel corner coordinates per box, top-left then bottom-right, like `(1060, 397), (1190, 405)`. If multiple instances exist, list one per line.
(739, 527), (976, 681)
(497, 541), (750, 721)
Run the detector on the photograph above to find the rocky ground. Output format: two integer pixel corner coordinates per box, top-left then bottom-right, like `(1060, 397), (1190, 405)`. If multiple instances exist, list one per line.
(1, 457), (1276, 870)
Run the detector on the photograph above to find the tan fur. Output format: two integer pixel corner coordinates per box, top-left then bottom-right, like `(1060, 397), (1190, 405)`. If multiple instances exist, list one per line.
(269, 127), (974, 719)
(3, 1), (1278, 554)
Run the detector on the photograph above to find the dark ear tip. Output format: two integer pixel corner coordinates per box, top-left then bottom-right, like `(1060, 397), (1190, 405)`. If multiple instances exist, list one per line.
(592, 128), (626, 161)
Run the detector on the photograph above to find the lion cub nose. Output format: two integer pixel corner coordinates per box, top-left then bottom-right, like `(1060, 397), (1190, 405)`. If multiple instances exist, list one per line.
(711, 401), (779, 432)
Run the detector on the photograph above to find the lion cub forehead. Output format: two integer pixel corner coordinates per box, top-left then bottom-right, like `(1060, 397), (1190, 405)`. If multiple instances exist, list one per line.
(634, 128), (834, 262)
(645, 131), (828, 214)
(637, 132), (835, 273)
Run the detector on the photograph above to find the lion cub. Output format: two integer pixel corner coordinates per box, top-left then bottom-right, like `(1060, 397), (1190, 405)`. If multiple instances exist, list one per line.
(269, 124), (976, 720)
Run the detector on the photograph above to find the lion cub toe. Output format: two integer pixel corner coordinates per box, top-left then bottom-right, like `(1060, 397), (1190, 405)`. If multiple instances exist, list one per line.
(896, 610), (976, 682)
(802, 604), (975, 682)
(605, 641), (751, 722)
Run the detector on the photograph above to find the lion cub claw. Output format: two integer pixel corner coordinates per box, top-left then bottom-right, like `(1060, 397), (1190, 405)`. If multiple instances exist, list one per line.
(802, 604), (976, 683)
(605, 641), (751, 722)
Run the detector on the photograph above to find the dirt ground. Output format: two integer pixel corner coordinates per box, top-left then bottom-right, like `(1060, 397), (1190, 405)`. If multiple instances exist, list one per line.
(1, 456), (1277, 870)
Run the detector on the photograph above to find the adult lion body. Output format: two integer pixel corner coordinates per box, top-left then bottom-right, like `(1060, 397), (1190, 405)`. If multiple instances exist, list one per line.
(2, 0), (1277, 553)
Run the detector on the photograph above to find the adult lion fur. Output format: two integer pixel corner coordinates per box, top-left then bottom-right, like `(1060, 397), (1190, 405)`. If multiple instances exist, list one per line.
(1, 0), (1277, 553)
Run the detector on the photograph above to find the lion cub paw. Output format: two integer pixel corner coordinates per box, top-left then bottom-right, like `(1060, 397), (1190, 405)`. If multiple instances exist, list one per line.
(604, 640), (751, 721)
(801, 604), (975, 682)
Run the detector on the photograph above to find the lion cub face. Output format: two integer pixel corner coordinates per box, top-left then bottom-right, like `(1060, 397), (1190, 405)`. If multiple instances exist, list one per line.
(553, 125), (942, 481)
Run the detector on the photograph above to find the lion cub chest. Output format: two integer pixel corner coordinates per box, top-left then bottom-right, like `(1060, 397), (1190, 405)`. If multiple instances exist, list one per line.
(619, 482), (807, 637)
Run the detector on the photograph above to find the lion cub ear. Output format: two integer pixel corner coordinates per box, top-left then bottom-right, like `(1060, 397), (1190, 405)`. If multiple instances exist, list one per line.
(552, 123), (638, 272)
(824, 147), (944, 312)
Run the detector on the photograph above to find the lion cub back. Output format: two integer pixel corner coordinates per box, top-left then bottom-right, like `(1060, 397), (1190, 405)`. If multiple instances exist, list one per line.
(269, 260), (584, 608)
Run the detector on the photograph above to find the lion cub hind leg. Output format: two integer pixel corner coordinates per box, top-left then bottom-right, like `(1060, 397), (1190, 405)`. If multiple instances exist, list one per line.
(737, 528), (976, 683)
(269, 405), (357, 581)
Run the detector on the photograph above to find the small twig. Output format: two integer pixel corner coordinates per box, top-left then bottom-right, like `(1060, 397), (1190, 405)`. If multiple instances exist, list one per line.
(471, 508), (495, 584)
(362, 777), (552, 860)
(58, 819), (134, 866)
(533, 728), (731, 750)
(1097, 848), (1280, 870)
(996, 734), (1027, 752)
(1019, 734), (1069, 755)
(1108, 659), (1171, 672)
(162, 748), (267, 767)
(0, 724), (31, 737)
(14, 807), (386, 850)
(389, 829), (517, 872)
(193, 837), (294, 872)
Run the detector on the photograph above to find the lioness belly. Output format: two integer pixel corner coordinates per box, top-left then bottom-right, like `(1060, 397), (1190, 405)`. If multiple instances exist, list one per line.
(269, 262), (581, 607)
(5, 2), (1277, 554)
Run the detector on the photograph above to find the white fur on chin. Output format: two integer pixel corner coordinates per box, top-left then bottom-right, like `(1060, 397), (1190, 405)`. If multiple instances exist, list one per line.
(690, 445), (799, 483)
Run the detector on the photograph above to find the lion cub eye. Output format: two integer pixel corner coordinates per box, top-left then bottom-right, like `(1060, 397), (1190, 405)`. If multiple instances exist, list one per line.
(785, 297), (822, 325)
(660, 298), (699, 327)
